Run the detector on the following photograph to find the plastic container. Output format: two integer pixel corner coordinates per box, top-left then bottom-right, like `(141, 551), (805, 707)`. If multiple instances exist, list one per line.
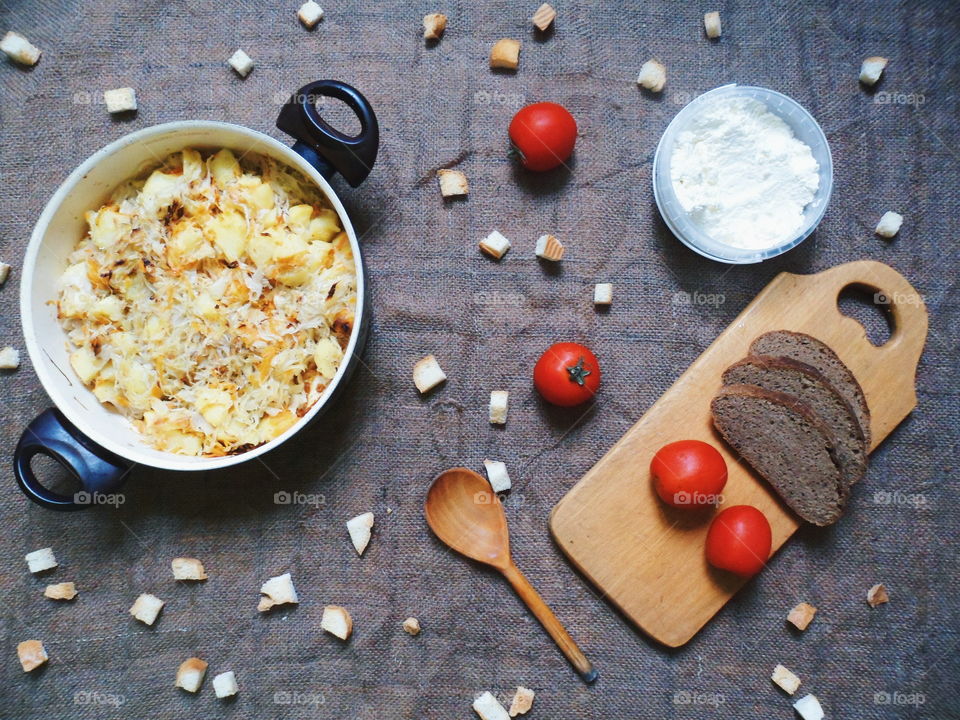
(652, 84), (833, 264)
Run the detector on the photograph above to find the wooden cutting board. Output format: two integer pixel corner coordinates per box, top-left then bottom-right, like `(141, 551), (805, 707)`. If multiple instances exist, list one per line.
(549, 260), (927, 647)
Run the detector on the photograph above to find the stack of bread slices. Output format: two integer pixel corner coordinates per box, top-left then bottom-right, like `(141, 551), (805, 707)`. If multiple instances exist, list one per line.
(711, 331), (872, 526)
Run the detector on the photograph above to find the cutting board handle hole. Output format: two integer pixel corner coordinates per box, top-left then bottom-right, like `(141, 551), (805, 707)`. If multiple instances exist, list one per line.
(837, 284), (895, 347)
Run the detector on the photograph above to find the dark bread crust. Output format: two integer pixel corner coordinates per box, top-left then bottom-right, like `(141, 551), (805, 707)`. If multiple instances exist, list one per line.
(750, 330), (871, 447)
(711, 384), (848, 526)
(723, 354), (868, 487)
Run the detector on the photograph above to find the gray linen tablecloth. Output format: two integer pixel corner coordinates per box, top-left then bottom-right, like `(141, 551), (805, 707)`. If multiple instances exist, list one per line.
(0, 1), (957, 718)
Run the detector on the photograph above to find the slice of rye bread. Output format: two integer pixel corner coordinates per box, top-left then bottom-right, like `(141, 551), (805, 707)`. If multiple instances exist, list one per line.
(750, 330), (871, 448)
(711, 384), (847, 526)
(722, 355), (868, 487)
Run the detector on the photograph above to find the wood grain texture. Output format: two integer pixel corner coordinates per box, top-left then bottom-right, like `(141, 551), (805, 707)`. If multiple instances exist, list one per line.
(549, 261), (928, 647)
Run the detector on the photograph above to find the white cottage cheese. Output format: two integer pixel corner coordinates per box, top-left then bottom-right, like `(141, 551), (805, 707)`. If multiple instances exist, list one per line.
(670, 96), (820, 249)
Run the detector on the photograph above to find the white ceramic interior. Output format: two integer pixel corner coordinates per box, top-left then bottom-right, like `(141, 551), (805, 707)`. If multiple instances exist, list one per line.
(20, 121), (365, 471)
(653, 84), (834, 264)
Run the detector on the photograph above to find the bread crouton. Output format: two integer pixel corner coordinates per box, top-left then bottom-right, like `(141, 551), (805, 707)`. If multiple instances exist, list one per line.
(637, 60), (666, 92)
(258, 573), (299, 612)
(483, 460), (511, 492)
(509, 686), (535, 716)
(535, 234), (564, 261)
(489, 390), (509, 424)
(867, 583), (889, 607)
(490, 39), (521, 70)
(44, 582), (78, 600)
(321, 605), (353, 640)
(875, 211), (903, 238)
(532, 4), (556, 31)
(228, 49), (254, 77)
(479, 230), (511, 259)
(438, 169), (468, 197)
(787, 601), (817, 631)
(25, 547), (57, 573)
(17, 640), (48, 672)
(473, 691), (510, 720)
(103, 87), (137, 114)
(704, 12), (721, 38)
(859, 56), (888, 86)
(298, 1), (324, 28)
(414, 355), (447, 393)
(423, 13), (447, 40)
(175, 657), (208, 693)
(130, 593), (164, 625)
(0, 32), (41, 66)
(212, 671), (239, 698)
(772, 664), (801, 695)
(346, 512), (374, 555)
(172, 557), (208, 581)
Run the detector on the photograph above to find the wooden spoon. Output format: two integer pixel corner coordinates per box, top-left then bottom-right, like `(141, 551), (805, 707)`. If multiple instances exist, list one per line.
(425, 467), (598, 683)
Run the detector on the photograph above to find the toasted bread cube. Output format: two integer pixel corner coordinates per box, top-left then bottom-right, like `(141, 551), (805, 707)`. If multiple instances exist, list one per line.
(321, 605), (353, 640)
(423, 13), (447, 40)
(859, 56), (888, 86)
(509, 686), (535, 716)
(402, 616), (421, 635)
(532, 3), (556, 31)
(25, 547), (57, 573)
(0, 347), (21, 370)
(258, 572), (299, 612)
(130, 593), (164, 625)
(793, 694), (825, 720)
(479, 230), (511, 259)
(489, 390), (509, 425)
(413, 354), (447, 393)
(535, 234), (564, 261)
(44, 582), (77, 600)
(1, 32), (41, 66)
(704, 11), (722, 38)
(346, 511), (374, 556)
(17, 640), (48, 672)
(637, 60), (666, 92)
(438, 169), (468, 197)
(175, 657), (208, 693)
(0, 262), (10, 285)
(490, 38), (521, 70)
(212, 671), (239, 698)
(298, 0), (324, 28)
(875, 211), (903, 238)
(228, 49), (254, 77)
(787, 601), (817, 631)
(172, 557), (208, 581)
(104, 87), (137, 113)
(483, 460), (511, 493)
(594, 283), (613, 305)
(867, 583), (889, 607)
(771, 664), (801, 695)
(473, 691), (510, 720)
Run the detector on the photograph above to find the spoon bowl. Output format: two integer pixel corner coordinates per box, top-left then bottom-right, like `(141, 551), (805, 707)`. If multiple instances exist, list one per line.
(424, 467), (511, 568)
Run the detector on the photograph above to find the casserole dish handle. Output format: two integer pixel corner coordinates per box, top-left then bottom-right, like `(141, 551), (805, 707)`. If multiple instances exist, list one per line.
(276, 80), (379, 187)
(14, 408), (132, 510)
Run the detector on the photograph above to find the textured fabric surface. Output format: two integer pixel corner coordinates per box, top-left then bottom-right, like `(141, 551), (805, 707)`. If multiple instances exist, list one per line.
(0, 1), (958, 718)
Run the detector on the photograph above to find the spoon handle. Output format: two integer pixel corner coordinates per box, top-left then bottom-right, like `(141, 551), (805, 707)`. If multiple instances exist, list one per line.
(501, 563), (598, 683)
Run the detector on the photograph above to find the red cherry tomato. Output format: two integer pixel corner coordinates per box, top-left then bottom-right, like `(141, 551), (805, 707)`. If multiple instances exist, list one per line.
(533, 343), (600, 407)
(509, 102), (578, 172)
(705, 505), (772, 577)
(650, 440), (728, 508)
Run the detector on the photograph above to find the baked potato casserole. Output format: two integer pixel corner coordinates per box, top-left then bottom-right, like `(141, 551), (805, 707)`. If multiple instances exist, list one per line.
(56, 148), (356, 456)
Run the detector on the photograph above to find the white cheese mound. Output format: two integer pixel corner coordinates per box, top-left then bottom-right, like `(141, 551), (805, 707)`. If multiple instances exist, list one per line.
(670, 96), (820, 250)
